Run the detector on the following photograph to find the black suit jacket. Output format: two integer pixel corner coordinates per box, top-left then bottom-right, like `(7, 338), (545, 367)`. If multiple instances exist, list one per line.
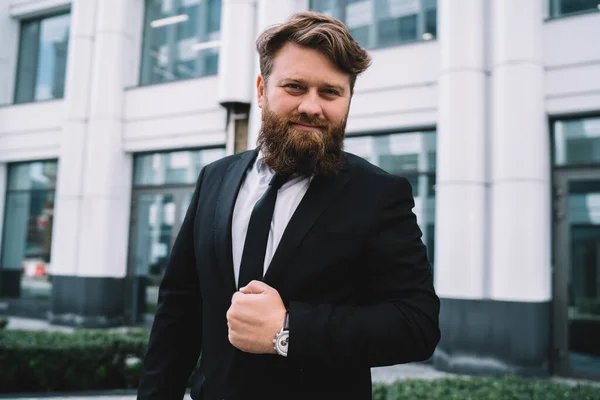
(138, 150), (440, 400)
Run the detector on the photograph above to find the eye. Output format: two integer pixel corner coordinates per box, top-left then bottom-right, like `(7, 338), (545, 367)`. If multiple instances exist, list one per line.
(322, 88), (340, 96)
(284, 83), (304, 90)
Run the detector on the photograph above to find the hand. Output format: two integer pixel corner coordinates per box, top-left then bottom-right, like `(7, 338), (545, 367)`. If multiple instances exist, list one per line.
(226, 280), (286, 354)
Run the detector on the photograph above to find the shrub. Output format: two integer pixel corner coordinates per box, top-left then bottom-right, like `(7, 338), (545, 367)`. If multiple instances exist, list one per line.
(2, 329), (600, 398)
(372, 376), (600, 400)
(0, 328), (150, 393)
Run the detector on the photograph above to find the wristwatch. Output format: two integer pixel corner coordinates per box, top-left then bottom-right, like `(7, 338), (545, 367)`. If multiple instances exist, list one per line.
(273, 311), (289, 357)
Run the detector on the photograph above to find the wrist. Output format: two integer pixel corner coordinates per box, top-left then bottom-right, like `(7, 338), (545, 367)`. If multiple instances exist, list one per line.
(273, 311), (289, 357)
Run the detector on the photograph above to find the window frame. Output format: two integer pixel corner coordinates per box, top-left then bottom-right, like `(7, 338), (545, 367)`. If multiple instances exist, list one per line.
(308, 0), (438, 50)
(550, 112), (600, 170)
(343, 128), (437, 195)
(344, 127), (437, 264)
(546, 0), (600, 20)
(13, 10), (71, 105)
(0, 159), (59, 268)
(131, 145), (227, 189)
(138, 0), (222, 87)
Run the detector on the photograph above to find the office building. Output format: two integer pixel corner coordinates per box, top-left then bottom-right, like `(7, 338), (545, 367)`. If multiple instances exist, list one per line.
(0, 0), (599, 380)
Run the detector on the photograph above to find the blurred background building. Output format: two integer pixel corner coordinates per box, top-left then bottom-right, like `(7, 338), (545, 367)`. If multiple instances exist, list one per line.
(0, 0), (599, 381)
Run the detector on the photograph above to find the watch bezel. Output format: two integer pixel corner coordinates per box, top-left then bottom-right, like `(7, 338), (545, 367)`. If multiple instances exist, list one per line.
(274, 329), (289, 357)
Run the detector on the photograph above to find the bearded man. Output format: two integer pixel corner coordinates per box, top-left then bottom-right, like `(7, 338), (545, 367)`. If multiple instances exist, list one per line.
(138, 11), (440, 400)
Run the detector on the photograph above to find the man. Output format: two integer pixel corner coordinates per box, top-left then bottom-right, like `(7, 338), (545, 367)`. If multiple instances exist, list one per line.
(138, 11), (440, 400)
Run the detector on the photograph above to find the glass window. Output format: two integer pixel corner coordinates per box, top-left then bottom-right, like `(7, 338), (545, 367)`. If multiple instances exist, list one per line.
(134, 147), (226, 187)
(140, 0), (222, 85)
(1, 160), (57, 300)
(554, 116), (600, 166)
(309, 0), (437, 49)
(130, 147), (224, 319)
(549, 0), (600, 17)
(14, 13), (71, 104)
(345, 131), (436, 263)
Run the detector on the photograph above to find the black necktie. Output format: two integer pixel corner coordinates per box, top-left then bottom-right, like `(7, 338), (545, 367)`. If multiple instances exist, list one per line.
(238, 173), (289, 289)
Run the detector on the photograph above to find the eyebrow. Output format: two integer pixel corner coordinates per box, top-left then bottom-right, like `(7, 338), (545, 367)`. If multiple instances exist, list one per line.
(281, 78), (346, 95)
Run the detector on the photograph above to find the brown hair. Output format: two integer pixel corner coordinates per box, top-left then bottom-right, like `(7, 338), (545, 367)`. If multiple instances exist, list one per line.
(256, 11), (372, 92)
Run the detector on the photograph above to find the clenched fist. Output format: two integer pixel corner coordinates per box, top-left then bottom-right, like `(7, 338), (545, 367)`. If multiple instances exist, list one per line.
(226, 280), (287, 354)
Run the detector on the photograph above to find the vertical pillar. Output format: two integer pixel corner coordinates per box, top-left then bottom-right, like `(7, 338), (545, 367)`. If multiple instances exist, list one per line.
(434, 0), (551, 377)
(50, 0), (134, 327)
(0, 1), (19, 105)
(247, 0), (305, 150)
(219, 0), (256, 155)
(488, 0), (551, 372)
(490, 0), (550, 303)
(433, 0), (490, 374)
(51, 0), (98, 280)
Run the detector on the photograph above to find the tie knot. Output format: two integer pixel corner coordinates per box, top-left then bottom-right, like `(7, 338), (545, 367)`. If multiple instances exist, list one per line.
(269, 173), (289, 190)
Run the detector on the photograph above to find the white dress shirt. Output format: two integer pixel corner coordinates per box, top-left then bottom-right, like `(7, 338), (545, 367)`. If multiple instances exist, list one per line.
(231, 155), (311, 288)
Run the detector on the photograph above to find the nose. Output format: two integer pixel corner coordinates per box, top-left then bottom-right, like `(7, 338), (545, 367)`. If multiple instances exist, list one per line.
(297, 91), (323, 120)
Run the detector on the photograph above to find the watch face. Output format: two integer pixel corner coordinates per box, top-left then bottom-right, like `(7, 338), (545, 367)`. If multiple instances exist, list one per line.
(276, 331), (289, 355)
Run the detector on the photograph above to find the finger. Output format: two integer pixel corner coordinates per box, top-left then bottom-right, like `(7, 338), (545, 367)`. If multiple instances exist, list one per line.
(227, 301), (258, 326)
(231, 291), (245, 304)
(239, 280), (271, 294)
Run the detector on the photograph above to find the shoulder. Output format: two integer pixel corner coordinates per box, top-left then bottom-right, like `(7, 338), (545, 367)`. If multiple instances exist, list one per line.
(196, 150), (255, 180)
(205, 150), (255, 172)
(343, 152), (412, 195)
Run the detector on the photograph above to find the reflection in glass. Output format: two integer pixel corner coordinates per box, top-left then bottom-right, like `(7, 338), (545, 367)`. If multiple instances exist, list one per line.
(567, 179), (600, 377)
(1, 161), (57, 300)
(134, 148), (226, 187)
(550, 0), (600, 17)
(14, 13), (70, 104)
(132, 194), (176, 314)
(554, 117), (600, 166)
(310, 0), (345, 19)
(131, 148), (223, 316)
(345, 131), (436, 263)
(140, 0), (222, 85)
(130, 189), (195, 317)
(133, 194), (176, 280)
(309, 0), (437, 49)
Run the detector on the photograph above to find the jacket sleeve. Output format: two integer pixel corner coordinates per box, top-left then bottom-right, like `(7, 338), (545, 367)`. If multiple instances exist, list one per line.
(287, 175), (440, 368)
(137, 168), (205, 399)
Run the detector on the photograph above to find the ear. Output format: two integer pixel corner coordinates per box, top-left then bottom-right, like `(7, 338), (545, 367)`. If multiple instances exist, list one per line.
(256, 75), (265, 109)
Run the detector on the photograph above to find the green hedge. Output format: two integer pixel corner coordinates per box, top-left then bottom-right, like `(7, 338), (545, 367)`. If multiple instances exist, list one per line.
(2, 328), (600, 398)
(0, 328), (150, 393)
(373, 377), (600, 400)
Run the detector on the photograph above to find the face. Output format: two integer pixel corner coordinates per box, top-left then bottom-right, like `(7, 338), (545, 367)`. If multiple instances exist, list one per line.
(256, 42), (352, 177)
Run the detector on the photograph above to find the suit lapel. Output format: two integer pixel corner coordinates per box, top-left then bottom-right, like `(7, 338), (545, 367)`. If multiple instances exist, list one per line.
(264, 161), (352, 289)
(214, 150), (258, 296)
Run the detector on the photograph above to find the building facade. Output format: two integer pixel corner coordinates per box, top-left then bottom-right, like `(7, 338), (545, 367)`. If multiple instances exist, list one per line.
(0, 0), (599, 380)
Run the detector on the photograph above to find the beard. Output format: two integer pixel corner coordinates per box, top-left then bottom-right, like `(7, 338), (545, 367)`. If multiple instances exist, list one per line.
(256, 101), (347, 177)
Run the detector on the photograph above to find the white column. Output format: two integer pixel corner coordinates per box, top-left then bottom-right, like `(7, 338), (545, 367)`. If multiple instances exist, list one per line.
(52, 0), (134, 279)
(0, 2), (19, 105)
(247, 0), (307, 149)
(76, 0), (133, 278)
(434, 0), (488, 299)
(489, 0), (550, 302)
(51, 0), (99, 277)
(218, 0), (256, 106)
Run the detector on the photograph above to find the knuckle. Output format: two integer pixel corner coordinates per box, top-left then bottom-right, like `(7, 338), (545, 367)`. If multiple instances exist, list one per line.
(226, 307), (235, 321)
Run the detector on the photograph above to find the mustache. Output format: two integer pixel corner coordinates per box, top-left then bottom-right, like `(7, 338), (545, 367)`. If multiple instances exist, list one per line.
(288, 115), (327, 129)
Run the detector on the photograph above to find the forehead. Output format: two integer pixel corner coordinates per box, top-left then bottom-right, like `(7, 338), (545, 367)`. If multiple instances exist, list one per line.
(270, 42), (350, 88)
